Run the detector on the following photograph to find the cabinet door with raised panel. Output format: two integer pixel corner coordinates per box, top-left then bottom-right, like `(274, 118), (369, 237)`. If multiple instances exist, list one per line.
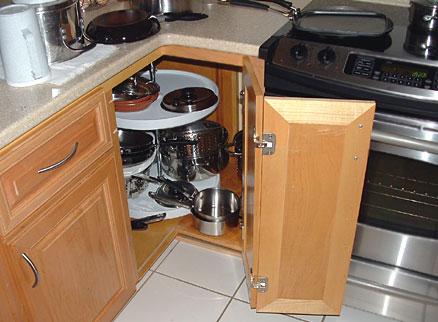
(4, 154), (136, 322)
(242, 57), (375, 315)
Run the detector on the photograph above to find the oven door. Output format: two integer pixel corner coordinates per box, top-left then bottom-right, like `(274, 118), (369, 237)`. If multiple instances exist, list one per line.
(345, 111), (438, 322)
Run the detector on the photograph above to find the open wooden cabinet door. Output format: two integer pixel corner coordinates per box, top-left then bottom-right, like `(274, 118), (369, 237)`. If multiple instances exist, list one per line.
(241, 56), (375, 315)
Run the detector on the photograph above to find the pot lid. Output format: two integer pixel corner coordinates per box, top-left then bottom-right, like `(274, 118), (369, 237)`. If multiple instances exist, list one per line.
(161, 120), (225, 137)
(161, 87), (218, 113)
(12, 0), (58, 4)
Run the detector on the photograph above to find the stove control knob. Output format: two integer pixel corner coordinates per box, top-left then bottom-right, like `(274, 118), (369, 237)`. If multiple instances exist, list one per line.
(290, 42), (308, 61)
(318, 47), (336, 65)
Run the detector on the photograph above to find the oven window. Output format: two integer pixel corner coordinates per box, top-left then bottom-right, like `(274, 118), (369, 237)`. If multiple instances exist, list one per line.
(359, 151), (438, 239)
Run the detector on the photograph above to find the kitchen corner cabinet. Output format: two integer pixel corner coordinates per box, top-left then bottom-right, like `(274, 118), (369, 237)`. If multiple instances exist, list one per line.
(0, 89), (137, 321)
(0, 46), (375, 321)
(241, 56), (375, 315)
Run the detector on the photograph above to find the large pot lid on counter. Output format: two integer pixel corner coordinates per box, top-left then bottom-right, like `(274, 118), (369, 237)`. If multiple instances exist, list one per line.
(85, 9), (160, 44)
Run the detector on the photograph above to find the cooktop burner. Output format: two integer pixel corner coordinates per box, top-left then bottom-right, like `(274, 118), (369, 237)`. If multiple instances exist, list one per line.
(263, 20), (437, 61)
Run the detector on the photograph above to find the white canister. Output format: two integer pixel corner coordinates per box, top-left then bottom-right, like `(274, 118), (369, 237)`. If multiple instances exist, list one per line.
(0, 4), (50, 87)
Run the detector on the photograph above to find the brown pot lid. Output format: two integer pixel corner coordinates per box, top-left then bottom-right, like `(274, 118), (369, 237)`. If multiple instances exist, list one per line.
(161, 87), (218, 113)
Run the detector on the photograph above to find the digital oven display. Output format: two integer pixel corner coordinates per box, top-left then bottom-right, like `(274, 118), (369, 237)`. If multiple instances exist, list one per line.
(380, 62), (429, 79)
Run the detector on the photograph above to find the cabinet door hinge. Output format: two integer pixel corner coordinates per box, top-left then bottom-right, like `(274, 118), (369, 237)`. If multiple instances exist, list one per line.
(250, 275), (268, 293)
(253, 131), (276, 155)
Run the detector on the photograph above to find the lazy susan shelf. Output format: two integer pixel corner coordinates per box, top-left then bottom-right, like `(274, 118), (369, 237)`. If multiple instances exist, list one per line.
(115, 70), (219, 130)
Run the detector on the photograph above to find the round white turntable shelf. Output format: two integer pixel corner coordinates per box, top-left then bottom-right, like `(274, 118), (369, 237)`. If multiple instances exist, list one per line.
(115, 70), (219, 130)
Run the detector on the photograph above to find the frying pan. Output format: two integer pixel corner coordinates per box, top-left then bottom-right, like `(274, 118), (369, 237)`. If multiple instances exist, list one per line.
(220, 1), (394, 37)
(85, 9), (160, 44)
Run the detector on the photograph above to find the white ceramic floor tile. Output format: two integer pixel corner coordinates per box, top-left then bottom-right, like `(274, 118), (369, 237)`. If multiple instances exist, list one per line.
(220, 299), (295, 322)
(150, 239), (179, 271)
(114, 273), (230, 322)
(234, 279), (250, 303)
(324, 305), (402, 322)
(156, 241), (245, 296)
(288, 314), (324, 322)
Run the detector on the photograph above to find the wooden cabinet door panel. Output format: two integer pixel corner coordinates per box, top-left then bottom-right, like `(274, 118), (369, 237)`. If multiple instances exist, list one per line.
(6, 155), (136, 322)
(242, 56), (264, 309)
(242, 57), (375, 315)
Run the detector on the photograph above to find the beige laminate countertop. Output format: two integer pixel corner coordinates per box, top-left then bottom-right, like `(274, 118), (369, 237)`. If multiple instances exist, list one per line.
(0, 0), (408, 149)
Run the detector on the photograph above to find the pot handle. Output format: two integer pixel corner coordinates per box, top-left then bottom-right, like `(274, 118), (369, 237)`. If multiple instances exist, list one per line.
(225, 142), (242, 157)
(61, 16), (96, 53)
(135, 174), (197, 199)
(148, 191), (192, 209)
(61, 34), (97, 53)
(423, 14), (438, 22)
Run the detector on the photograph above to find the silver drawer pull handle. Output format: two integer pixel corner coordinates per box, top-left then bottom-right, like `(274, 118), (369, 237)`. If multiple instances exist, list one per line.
(38, 142), (78, 174)
(21, 253), (40, 288)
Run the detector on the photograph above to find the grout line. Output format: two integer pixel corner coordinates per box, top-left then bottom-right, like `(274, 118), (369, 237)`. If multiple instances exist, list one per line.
(216, 297), (233, 322)
(233, 297), (250, 304)
(154, 271), (236, 299)
(288, 315), (319, 322)
(232, 277), (246, 297)
(231, 277), (249, 303)
(150, 239), (180, 272)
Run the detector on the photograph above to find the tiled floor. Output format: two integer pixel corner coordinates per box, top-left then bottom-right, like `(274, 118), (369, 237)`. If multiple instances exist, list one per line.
(114, 240), (401, 322)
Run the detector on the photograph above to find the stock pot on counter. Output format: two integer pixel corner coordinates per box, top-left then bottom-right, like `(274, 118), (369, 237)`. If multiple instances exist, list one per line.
(409, 0), (438, 31)
(12, 0), (95, 64)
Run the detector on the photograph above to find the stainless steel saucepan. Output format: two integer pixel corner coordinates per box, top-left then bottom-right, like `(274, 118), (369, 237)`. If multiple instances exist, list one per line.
(149, 187), (240, 236)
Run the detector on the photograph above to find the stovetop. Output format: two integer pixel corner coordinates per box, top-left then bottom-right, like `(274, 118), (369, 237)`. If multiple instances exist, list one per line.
(262, 19), (437, 61)
(259, 2), (438, 118)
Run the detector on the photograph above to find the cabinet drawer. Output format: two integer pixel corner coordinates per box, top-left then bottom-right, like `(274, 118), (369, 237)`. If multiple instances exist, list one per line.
(0, 89), (114, 235)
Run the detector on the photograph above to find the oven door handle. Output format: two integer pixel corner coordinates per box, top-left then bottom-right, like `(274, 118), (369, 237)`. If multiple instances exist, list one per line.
(371, 129), (438, 154)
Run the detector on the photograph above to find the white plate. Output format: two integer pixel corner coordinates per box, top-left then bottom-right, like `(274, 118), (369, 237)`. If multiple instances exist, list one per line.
(115, 70), (219, 131)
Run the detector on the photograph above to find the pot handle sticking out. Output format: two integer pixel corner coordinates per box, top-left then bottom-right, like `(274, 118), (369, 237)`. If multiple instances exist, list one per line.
(218, 0), (299, 20)
(61, 34), (97, 53)
(148, 192), (192, 208)
(61, 16), (97, 53)
(134, 174), (198, 199)
(130, 212), (166, 230)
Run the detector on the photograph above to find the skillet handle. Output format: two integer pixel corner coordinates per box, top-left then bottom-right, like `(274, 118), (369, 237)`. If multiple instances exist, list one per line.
(228, 0), (269, 10)
(259, 0), (292, 9)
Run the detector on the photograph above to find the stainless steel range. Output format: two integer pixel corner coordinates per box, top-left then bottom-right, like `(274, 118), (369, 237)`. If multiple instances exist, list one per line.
(259, 4), (438, 322)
